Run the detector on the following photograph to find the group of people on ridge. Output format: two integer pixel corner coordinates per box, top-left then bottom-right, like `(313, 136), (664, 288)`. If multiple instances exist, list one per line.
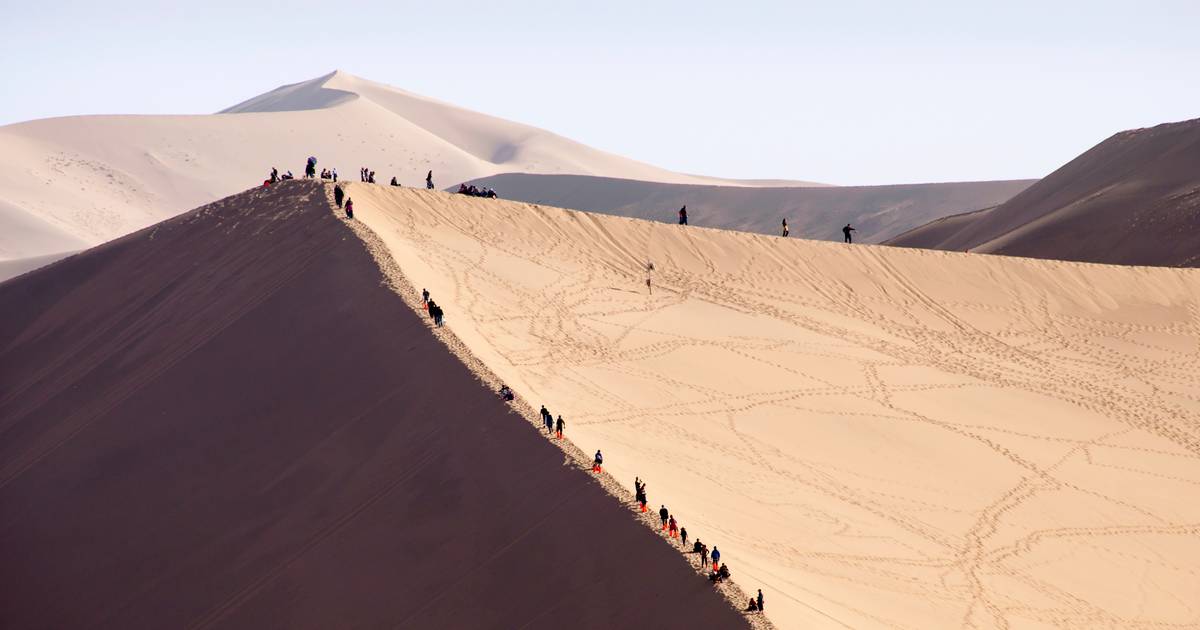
(421, 287), (444, 326)
(538, 405), (565, 439)
(456, 183), (498, 198)
(494, 391), (764, 616)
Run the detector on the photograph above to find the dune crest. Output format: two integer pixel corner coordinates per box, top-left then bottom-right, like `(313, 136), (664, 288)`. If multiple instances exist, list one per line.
(348, 184), (1200, 629)
(0, 70), (822, 277)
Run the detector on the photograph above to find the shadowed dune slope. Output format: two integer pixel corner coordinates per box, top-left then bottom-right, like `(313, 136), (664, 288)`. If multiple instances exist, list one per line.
(348, 183), (1200, 629)
(0, 181), (749, 630)
(463, 173), (1034, 243)
(887, 117), (1200, 266)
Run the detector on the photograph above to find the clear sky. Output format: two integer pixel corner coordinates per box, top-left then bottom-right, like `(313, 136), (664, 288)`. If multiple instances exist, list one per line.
(3, 0), (1197, 185)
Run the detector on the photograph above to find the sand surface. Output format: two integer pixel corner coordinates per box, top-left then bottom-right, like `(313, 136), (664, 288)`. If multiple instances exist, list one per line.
(888, 117), (1200, 267)
(464, 173), (1034, 244)
(349, 183), (1200, 629)
(0, 181), (750, 629)
(0, 70), (821, 275)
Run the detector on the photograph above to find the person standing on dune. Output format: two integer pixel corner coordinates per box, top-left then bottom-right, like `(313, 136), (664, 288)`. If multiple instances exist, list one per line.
(711, 546), (721, 569)
(757, 589), (764, 613)
(659, 505), (669, 530)
(843, 223), (856, 243)
(678, 206), (688, 225)
(555, 415), (564, 439)
(334, 184), (344, 208)
(782, 218), (789, 237)
(426, 170), (435, 190)
(680, 527), (688, 548)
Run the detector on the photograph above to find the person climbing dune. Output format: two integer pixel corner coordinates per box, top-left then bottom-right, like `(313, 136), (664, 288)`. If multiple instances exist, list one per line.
(334, 184), (344, 208)
(344, 197), (354, 219)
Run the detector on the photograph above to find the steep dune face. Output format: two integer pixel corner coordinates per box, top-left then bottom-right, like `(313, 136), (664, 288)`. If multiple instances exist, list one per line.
(0, 70), (818, 273)
(0, 181), (750, 629)
(888, 118), (1200, 266)
(349, 184), (1200, 629)
(464, 173), (1033, 243)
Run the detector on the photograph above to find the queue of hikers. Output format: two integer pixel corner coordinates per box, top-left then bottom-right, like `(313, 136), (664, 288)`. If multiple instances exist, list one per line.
(294, 160), (773, 617)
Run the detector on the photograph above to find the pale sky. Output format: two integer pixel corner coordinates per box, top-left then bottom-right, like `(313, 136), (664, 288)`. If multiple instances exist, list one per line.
(3, 0), (1197, 185)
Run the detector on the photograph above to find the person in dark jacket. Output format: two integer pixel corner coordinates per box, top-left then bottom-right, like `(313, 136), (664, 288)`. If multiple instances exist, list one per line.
(555, 415), (564, 439)
(426, 170), (435, 190)
(680, 527), (688, 548)
(334, 184), (344, 208)
(592, 450), (603, 472)
(659, 505), (669, 530)
(711, 546), (721, 569)
(678, 206), (688, 225)
(757, 589), (764, 612)
(843, 223), (856, 243)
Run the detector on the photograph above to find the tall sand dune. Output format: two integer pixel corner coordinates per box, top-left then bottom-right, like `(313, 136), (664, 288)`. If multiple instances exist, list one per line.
(0, 181), (750, 629)
(464, 173), (1034, 243)
(0, 70), (820, 274)
(888, 117), (1200, 266)
(348, 183), (1200, 629)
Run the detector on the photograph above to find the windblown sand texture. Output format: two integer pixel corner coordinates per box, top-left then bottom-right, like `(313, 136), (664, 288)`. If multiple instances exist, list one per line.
(348, 183), (1200, 629)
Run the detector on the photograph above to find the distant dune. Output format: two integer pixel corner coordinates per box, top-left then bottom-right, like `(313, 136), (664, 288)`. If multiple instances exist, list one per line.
(349, 183), (1200, 629)
(0, 70), (821, 276)
(0, 181), (750, 629)
(888, 117), (1200, 266)
(462, 173), (1034, 243)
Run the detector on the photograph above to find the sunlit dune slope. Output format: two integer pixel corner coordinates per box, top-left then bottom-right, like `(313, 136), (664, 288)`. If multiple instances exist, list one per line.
(349, 183), (1200, 629)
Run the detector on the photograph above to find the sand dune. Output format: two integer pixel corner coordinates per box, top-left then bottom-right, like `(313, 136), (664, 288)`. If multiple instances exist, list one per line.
(0, 70), (820, 275)
(0, 181), (750, 629)
(348, 183), (1200, 629)
(462, 173), (1033, 243)
(888, 117), (1200, 266)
